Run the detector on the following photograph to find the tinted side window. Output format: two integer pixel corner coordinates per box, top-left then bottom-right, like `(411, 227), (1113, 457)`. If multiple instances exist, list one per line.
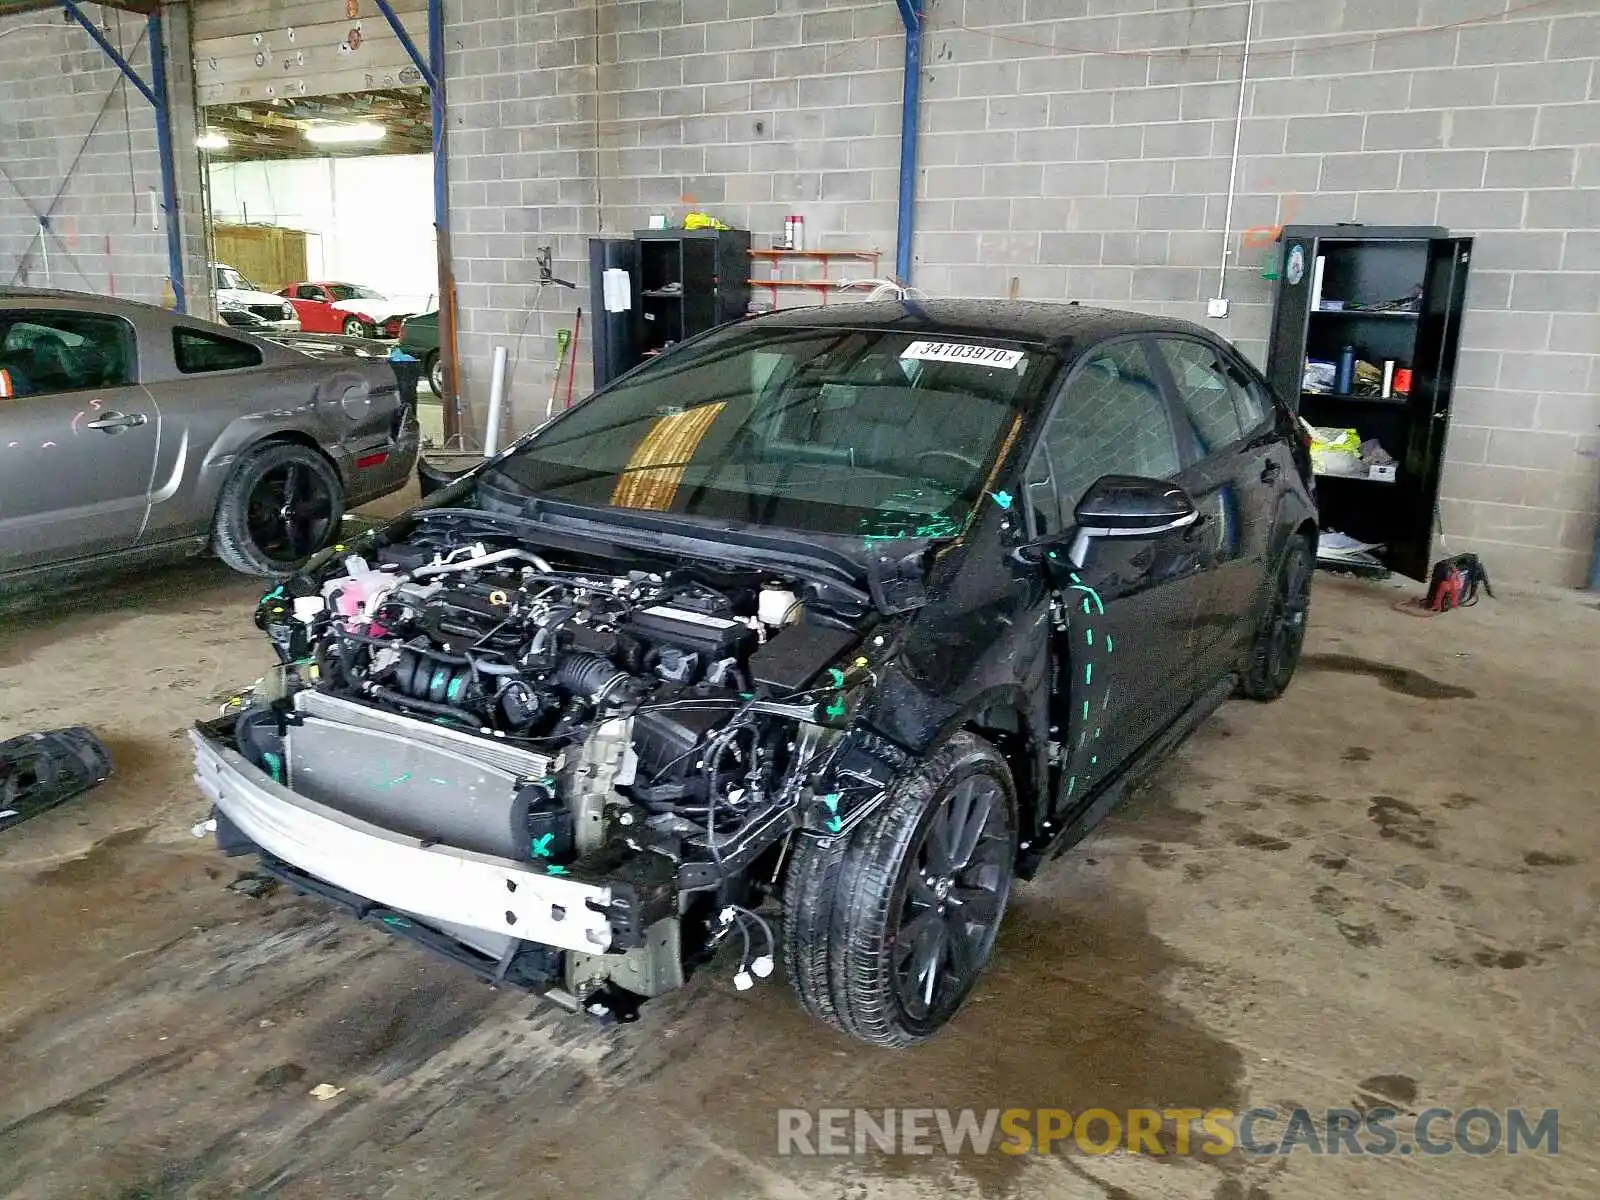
(1156, 338), (1245, 456)
(1027, 340), (1182, 531)
(174, 328), (263, 374)
(296, 285), (322, 300)
(0, 312), (136, 397)
(1223, 355), (1271, 432)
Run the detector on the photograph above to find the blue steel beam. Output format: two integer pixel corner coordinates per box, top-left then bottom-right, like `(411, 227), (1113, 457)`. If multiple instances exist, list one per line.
(58, 0), (154, 104)
(374, 0), (460, 440)
(146, 9), (186, 312)
(372, 0), (437, 91)
(58, 0), (185, 311)
(893, 0), (924, 285)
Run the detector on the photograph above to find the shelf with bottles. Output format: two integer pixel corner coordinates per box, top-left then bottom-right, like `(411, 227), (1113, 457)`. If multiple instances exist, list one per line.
(1266, 227), (1471, 581)
(1302, 348), (1413, 405)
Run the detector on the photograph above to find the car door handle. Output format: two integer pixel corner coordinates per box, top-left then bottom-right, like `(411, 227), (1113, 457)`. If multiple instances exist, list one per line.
(85, 411), (147, 431)
(1260, 459), (1282, 483)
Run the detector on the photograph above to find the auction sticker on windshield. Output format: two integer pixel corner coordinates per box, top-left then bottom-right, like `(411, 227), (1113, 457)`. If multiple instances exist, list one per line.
(901, 341), (1025, 369)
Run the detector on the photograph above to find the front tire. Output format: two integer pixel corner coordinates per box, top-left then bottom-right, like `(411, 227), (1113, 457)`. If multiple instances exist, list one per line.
(212, 442), (344, 577)
(342, 317), (371, 338)
(1240, 533), (1313, 701)
(783, 732), (1017, 1047)
(425, 350), (443, 397)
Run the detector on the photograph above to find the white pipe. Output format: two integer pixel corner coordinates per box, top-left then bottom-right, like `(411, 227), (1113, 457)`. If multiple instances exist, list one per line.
(484, 345), (509, 456)
(1213, 0), (1257, 302)
(412, 547), (554, 579)
(0, 24), (60, 43)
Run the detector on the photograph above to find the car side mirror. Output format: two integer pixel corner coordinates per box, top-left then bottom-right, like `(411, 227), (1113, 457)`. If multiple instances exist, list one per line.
(1065, 474), (1198, 567)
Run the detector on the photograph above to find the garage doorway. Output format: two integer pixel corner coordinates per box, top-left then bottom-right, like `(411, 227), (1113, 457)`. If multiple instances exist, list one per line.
(190, 2), (447, 446)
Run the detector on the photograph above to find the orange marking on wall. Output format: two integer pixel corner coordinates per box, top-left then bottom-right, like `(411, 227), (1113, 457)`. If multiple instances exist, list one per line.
(1240, 195), (1303, 251)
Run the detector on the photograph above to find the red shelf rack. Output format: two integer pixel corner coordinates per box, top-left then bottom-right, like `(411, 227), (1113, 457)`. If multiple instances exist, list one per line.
(748, 248), (882, 307)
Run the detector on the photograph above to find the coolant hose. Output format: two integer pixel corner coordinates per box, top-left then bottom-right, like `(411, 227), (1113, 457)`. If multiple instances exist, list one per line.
(366, 684), (483, 726)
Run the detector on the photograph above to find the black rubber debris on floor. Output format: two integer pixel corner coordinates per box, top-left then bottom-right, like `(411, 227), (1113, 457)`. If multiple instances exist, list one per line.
(227, 872), (280, 899)
(0, 727), (113, 833)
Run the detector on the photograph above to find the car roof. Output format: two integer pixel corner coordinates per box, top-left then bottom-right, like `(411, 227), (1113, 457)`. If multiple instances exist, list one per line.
(744, 299), (1222, 354)
(0, 286), (192, 321)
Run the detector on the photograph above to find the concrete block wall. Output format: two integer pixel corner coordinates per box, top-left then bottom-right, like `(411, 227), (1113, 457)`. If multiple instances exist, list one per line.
(907, 0), (1599, 585)
(0, 5), (208, 312)
(443, 0), (1597, 585)
(442, 0), (902, 445)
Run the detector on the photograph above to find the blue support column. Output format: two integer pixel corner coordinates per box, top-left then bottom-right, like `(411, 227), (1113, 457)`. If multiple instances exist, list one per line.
(58, 0), (187, 312)
(375, 0), (459, 441)
(894, 0), (924, 286)
(372, 0), (437, 90)
(147, 10), (186, 313)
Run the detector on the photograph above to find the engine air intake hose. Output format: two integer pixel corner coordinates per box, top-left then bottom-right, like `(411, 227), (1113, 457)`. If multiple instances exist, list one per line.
(556, 651), (629, 704)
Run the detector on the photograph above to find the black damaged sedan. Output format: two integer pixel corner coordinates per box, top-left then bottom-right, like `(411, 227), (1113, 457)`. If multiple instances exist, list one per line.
(193, 301), (1317, 1046)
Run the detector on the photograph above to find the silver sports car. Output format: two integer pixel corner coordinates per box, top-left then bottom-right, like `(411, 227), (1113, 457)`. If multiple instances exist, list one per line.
(0, 287), (419, 588)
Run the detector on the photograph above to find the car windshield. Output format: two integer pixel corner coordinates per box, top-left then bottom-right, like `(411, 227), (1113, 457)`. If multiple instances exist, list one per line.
(326, 284), (382, 301)
(478, 326), (1054, 540)
(216, 268), (256, 291)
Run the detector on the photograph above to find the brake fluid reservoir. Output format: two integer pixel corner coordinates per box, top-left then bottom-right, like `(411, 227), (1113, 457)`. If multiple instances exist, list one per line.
(758, 586), (800, 627)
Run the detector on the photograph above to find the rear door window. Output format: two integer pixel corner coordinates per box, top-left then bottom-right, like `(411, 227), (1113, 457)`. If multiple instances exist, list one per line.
(1155, 337), (1246, 457)
(1222, 353), (1272, 433)
(173, 328), (264, 374)
(0, 312), (137, 397)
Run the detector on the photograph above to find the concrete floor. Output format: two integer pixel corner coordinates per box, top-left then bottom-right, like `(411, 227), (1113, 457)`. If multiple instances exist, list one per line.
(1, 525), (1596, 1200)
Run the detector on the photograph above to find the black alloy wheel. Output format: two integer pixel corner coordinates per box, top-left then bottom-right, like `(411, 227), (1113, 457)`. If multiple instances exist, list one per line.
(1241, 533), (1313, 700)
(212, 442), (345, 576)
(890, 771), (1014, 1025)
(783, 732), (1017, 1047)
(246, 460), (335, 562)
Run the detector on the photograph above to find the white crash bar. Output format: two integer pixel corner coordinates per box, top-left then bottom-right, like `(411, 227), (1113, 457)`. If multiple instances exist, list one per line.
(190, 730), (614, 954)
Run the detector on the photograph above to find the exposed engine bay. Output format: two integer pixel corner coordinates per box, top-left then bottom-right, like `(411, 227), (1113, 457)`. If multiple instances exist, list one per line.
(201, 514), (914, 1020)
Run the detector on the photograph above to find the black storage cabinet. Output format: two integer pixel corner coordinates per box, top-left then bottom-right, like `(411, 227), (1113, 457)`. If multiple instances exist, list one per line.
(1265, 224), (1472, 581)
(633, 228), (751, 359)
(588, 237), (640, 390)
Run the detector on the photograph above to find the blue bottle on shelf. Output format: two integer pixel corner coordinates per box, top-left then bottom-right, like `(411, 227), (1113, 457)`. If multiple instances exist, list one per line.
(1335, 344), (1356, 396)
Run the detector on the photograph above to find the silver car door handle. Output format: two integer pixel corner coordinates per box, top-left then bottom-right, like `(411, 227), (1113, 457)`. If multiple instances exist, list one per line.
(85, 411), (148, 431)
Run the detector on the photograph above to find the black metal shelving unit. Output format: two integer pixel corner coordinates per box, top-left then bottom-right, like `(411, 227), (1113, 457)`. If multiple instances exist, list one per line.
(588, 236), (639, 391)
(587, 228), (752, 387)
(633, 228), (751, 360)
(1265, 224), (1473, 581)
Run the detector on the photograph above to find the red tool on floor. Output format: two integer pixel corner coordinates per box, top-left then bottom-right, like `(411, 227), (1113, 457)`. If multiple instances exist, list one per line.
(1424, 553), (1493, 613)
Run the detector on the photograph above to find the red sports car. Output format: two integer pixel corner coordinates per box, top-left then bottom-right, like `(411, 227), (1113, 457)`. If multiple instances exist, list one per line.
(277, 282), (415, 339)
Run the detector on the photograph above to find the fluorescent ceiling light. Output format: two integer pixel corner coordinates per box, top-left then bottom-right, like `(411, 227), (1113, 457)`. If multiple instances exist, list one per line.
(304, 122), (386, 145)
(196, 131), (228, 150)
